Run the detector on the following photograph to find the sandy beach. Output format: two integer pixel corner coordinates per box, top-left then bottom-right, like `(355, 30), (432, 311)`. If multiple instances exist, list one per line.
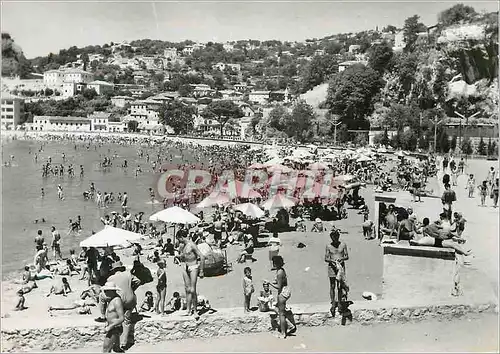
(0, 130), (266, 148)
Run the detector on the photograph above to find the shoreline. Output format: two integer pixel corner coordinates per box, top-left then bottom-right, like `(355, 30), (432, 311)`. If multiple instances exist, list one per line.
(0, 130), (267, 148)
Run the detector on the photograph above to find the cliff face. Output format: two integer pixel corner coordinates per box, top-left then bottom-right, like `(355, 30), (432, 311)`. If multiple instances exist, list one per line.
(375, 13), (499, 124)
(1, 33), (32, 78)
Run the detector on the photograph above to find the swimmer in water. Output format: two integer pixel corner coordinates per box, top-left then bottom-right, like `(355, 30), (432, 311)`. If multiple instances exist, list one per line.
(41, 188), (45, 198)
(57, 185), (64, 200)
(149, 188), (155, 202)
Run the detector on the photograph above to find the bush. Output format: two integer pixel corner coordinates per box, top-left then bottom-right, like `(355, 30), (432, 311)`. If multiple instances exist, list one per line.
(477, 137), (487, 155)
(461, 138), (473, 155)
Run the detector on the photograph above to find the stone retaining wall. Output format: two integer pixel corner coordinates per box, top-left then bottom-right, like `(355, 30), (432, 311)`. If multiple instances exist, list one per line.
(1, 302), (497, 352)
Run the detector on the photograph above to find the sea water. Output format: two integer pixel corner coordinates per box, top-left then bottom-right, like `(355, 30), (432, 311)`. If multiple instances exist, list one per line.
(1, 140), (188, 278)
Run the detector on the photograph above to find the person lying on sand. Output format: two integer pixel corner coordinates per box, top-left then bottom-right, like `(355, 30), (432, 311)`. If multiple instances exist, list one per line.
(80, 282), (101, 303)
(48, 299), (96, 315)
(46, 277), (72, 297)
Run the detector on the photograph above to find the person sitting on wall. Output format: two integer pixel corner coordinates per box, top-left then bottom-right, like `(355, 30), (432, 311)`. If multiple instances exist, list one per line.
(409, 216), (472, 255)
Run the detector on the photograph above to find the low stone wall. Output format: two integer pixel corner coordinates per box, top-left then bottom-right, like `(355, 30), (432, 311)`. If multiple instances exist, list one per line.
(1, 301), (497, 352)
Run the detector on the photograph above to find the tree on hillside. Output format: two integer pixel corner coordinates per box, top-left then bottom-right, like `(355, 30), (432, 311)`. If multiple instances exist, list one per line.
(159, 101), (196, 135)
(127, 120), (139, 133)
(82, 88), (98, 100)
(383, 103), (420, 131)
(286, 101), (316, 142)
(300, 54), (338, 93)
(383, 25), (398, 34)
(403, 15), (426, 52)
(202, 100), (244, 137)
(266, 105), (290, 132)
(368, 44), (393, 73)
(395, 52), (419, 98)
(326, 64), (384, 131)
(438, 4), (477, 26)
(250, 112), (263, 135)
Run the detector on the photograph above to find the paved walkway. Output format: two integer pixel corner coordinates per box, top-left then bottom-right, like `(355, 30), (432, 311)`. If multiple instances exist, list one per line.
(60, 313), (498, 352)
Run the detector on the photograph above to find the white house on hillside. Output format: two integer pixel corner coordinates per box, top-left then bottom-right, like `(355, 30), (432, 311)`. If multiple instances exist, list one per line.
(249, 91), (270, 105)
(87, 80), (114, 95)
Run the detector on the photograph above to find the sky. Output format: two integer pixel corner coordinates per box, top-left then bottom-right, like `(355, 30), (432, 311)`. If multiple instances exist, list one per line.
(1, 0), (498, 58)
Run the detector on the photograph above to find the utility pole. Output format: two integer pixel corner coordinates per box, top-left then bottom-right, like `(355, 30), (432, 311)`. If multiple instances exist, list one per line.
(333, 120), (342, 147)
(454, 110), (481, 150)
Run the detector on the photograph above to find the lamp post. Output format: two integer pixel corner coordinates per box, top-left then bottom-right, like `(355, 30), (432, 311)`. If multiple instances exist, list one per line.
(454, 110), (481, 150)
(333, 120), (342, 147)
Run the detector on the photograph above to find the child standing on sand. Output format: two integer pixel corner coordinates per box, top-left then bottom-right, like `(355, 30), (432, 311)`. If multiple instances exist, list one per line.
(243, 267), (254, 313)
(14, 289), (27, 311)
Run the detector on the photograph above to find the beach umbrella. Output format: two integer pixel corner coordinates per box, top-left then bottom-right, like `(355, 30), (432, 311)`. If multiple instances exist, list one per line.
(195, 192), (231, 208)
(263, 157), (284, 167)
(293, 149), (313, 158)
(219, 180), (262, 199)
(248, 162), (266, 169)
(332, 174), (355, 185)
(234, 203), (265, 218)
(356, 155), (372, 163)
(261, 194), (297, 210)
(80, 226), (142, 248)
(308, 161), (328, 170)
(302, 183), (339, 200)
(150, 206), (200, 224)
(267, 164), (293, 174)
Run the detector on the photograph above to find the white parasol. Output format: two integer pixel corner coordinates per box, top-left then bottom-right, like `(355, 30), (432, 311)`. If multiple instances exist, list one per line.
(234, 203), (265, 218)
(356, 155), (372, 163)
(80, 226), (142, 248)
(248, 162), (266, 169)
(263, 157), (284, 167)
(267, 164), (293, 174)
(150, 206), (200, 224)
(308, 161), (329, 170)
(195, 192), (231, 208)
(261, 194), (297, 210)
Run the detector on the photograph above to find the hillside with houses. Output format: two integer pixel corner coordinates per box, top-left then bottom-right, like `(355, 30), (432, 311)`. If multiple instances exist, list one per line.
(1, 4), (498, 153)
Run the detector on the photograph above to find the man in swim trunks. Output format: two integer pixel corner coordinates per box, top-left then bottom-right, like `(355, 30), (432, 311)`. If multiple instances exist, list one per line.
(325, 229), (349, 317)
(175, 232), (205, 318)
(410, 217), (471, 255)
(101, 282), (125, 353)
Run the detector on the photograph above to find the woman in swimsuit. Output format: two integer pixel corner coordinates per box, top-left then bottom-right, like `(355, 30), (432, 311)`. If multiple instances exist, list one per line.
(267, 256), (296, 339)
(155, 260), (167, 315)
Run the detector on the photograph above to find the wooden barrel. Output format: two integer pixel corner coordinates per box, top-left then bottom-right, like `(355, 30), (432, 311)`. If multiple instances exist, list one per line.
(198, 243), (225, 276)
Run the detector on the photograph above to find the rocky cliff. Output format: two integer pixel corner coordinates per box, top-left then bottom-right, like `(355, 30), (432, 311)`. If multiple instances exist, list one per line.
(2, 33), (32, 79)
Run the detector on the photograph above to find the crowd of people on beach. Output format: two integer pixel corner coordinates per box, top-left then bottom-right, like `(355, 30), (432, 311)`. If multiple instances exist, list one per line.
(5, 131), (498, 351)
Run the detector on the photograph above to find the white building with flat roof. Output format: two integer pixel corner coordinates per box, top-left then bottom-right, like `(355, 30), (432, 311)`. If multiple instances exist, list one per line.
(1, 93), (24, 130)
(33, 116), (92, 132)
(87, 80), (115, 95)
(249, 91), (270, 105)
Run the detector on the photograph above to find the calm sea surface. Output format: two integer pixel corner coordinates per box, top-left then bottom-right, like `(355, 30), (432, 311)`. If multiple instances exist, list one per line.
(1, 140), (189, 279)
